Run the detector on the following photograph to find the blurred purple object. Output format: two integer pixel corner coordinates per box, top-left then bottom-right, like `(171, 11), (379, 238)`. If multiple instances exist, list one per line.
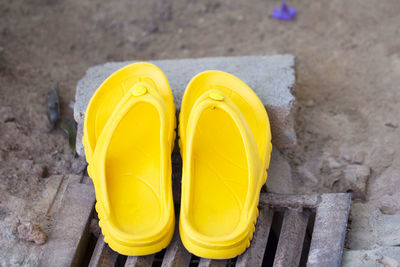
(272, 2), (297, 21)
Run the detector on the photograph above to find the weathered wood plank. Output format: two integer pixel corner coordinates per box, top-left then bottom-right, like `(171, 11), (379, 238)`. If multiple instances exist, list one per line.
(88, 235), (118, 267)
(198, 258), (227, 267)
(307, 193), (351, 267)
(273, 209), (309, 267)
(260, 193), (320, 209)
(39, 191), (350, 266)
(161, 231), (191, 267)
(236, 207), (274, 267)
(125, 254), (155, 267)
(39, 183), (95, 267)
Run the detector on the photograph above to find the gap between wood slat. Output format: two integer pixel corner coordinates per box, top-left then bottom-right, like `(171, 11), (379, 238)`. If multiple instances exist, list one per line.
(198, 258), (227, 267)
(161, 231), (191, 267)
(125, 254), (155, 267)
(88, 235), (118, 267)
(273, 209), (309, 267)
(236, 207), (274, 267)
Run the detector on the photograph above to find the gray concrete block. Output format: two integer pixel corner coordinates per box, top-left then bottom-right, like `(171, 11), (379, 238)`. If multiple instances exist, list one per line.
(266, 149), (294, 194)
(74, 55), (296, 156)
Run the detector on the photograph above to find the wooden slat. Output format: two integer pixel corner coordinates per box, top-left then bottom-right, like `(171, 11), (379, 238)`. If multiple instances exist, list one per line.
(48, 191), (350, 266)
(260, 193), (320, 209)
(273, 209), (309, 267)
(161, 231), (191, 267)
(198, 258), (227, 267)
(307, 193), (351, 267)
(236, 207), (274, 267)
(39, 183), (95, 267)
(125, 254), (155, 267)
(88, 235), (118, 267)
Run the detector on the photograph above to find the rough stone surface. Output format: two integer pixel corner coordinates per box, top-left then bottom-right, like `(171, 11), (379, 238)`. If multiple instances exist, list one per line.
(375, 213), (400, 247)
(0, 106), (14, 123)
(74, 55), (296, 156)
(377, 192), (400, 215)
(332, 164), (371, 200)
(347, 203), (379, 250)
(266, 149), (293, 194)
(347, 202), (400, 250)
(16, 221), (47, 245)
(368, 166), (400, 200)
(342, 247), (400, 267)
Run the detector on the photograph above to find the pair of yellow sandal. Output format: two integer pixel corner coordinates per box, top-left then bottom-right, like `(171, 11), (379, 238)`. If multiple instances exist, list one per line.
(83, 62), (272, 259)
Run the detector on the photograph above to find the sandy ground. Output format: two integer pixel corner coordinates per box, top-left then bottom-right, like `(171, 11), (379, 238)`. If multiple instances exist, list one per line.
(0, 0), (400, 265)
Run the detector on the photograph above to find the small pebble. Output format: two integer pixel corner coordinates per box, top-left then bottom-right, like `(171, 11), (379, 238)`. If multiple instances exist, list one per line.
(0, 106), (14, 123)
(16, 222), (47, 245)
(342, 153), (352, 162)
(377, 256), (399, 267)
(327, 156), (342, 169)
(378, 193), (400, 215)
(352, 151), (366, 165)
(384, 122), (398, 129)
(305, 99), (315, 107)
(146, 21), (159, 34)
(379, 203), (400, 215)
(71, 158), (87, 174)
(21, 160), (33, 170)
(32, 164), (48, 178)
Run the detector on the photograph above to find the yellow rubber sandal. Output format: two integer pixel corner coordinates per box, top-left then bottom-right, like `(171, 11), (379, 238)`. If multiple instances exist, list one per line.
(179, 71), (272, 259)
(83, 64), (176, 255)
(83, 62), (175, 163)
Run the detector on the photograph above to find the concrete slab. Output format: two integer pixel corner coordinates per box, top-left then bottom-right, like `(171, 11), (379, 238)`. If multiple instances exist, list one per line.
(342, 247), (400, 267)
(347, 202), (400, 256)
(74, 55), (296, 156)
(266, 149), (293, 194)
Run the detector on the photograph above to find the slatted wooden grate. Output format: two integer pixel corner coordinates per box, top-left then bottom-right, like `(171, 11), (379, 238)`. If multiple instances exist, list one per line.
(76, 192), (350, 267)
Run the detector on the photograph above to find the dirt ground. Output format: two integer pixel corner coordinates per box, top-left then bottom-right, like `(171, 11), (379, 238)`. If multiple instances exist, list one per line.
(1, 0), (400, 265)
